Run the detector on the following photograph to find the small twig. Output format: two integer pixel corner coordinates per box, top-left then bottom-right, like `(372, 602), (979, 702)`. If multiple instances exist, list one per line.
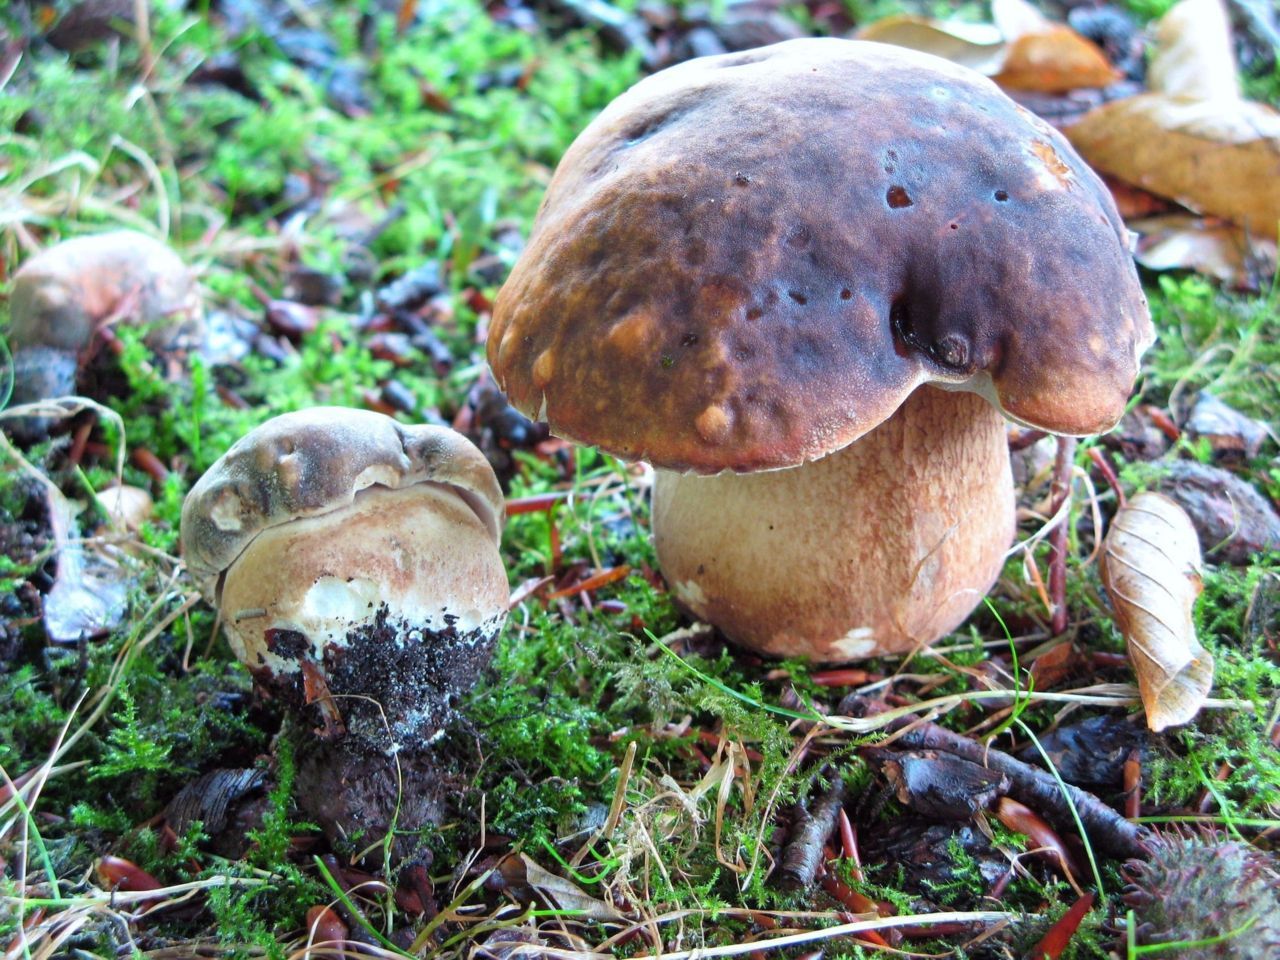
(776, 777), (846, 890)
(505, 490), (572, 514)
(546, 565), (630, 600)
(1087, 447), (1126, 508)
(1048, 437), (1077, 636)
(132, 0), (154, 80)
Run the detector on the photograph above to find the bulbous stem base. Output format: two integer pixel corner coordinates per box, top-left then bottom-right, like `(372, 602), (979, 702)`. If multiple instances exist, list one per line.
(652, 385), (1015, 662)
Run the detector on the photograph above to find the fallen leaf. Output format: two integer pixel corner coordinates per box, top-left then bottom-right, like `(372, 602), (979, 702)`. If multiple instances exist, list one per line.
(1129, 214), (1278, 290)
(856, 16), (1007, 75)
(991, 0), (1052, 40)
(859, 3), (1118, 94)
(993, 797), (1080, 880)
(1026, 892), (1096, 959)
(1148, 0), (1239, 100)
(1154, 460), (1280, 565)
(990, 0), (1119, 92)
(1183, 392), (1272, 458)
(305, 904), (348, 944)
(473, 929), (553, 960)
(497, 853), (622, 921)
(1101, 176), (1177, 220)
(1100, 492), (1212, 732)
(1066, 95), (1280, 234)
(96, 855), (163, 894)
(95, 484), (154, 532)
(994, 26), (1121, 92)
(42, 485), (128, 644)
(1006, 82), (1144, 131)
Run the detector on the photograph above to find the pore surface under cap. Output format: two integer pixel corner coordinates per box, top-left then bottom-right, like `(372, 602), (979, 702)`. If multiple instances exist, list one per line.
(489, 38), (1152, 473)
(181, 407), (505, 602)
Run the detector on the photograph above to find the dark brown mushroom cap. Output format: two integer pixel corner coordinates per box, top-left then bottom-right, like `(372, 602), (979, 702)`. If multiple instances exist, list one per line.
(489, 38), (1152, 473)
(180, 408), (505, 603)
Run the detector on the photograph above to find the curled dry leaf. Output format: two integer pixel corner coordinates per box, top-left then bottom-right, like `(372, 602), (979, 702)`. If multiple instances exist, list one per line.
(1129, 214), (1279, 291)
(993, 26), (1121, 92)
(95, 484), (154, 532)
(991, 0), (1119, 92)
(43, 484), (128, 644)
(1067, 0), (1280, 244)
(856, 16), (1007, 75)
(497, 853), (622, 922)
(1184, 392), (1272, 459)
(1066, 96), (1280, 234)
(1100, 492), (1212, 732)
(1154, 460), (1280, 566)
(994, 797), (1080, 880)
(991, 0), (1051, 40)
(859, 1), (1117, 92)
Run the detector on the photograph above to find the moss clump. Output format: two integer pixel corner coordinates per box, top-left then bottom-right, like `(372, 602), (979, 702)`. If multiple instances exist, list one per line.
(1125, 835), (1280, 958)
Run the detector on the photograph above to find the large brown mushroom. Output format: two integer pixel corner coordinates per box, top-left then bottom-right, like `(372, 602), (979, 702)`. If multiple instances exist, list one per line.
(488, 38), (1152, 662)
(181, 407), (507, 852)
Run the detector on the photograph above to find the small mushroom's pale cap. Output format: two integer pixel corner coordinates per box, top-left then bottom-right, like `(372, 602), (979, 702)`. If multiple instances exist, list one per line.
(489, 38), (1152, 473)
(10, 230), (201, 353)
(181, 408), (504, 602)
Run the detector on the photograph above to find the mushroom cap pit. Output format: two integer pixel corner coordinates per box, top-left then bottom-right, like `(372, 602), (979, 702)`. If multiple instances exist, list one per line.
(489, 38), (1153, 473)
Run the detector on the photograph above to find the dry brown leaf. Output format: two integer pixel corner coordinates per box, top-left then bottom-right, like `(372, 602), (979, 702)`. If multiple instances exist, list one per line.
(856, 16), (1007, 75)
(1100, 492), (1212, 732)
(497, 853), (622, 922)
(1130, 214), (1278, 289)
(1149, 0), (1239, 100)
(1066, 95), (1280, 233)
(991, 0), (1052, 40)
(994, 26), (1122, 92)
(1102, 176), (1177, 220)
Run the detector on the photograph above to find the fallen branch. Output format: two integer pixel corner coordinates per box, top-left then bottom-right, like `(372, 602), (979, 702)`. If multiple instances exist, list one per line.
(837, 696), (1149, 858)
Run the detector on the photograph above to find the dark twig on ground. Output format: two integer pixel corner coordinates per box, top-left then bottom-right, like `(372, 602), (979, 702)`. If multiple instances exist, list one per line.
(837, 696), (1150, 859)
(1048, 436), (1077, 636)
(776, 776), (846, 890)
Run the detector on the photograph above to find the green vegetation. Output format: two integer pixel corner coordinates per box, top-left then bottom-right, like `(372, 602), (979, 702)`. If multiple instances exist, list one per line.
(1, 1), (1277, 958)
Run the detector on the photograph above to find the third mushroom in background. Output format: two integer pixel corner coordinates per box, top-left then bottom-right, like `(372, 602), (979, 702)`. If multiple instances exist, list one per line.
(5, 230), (203, 440)
(487, 38), (1152, 662)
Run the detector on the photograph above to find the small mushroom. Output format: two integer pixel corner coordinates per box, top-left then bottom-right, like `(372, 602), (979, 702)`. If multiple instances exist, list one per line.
(95, 484), (155, 533)
(6, 230), (202, 438)
(181, 408), (507, 852)
(488, 39), (1152, 662)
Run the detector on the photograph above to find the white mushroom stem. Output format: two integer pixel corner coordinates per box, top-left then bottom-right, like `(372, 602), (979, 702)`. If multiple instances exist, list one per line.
(652, 386), (1015, 662)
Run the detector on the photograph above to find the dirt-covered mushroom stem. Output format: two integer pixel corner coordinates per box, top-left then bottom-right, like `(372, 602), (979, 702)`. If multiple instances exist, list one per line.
(181, 408), (508, 857)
